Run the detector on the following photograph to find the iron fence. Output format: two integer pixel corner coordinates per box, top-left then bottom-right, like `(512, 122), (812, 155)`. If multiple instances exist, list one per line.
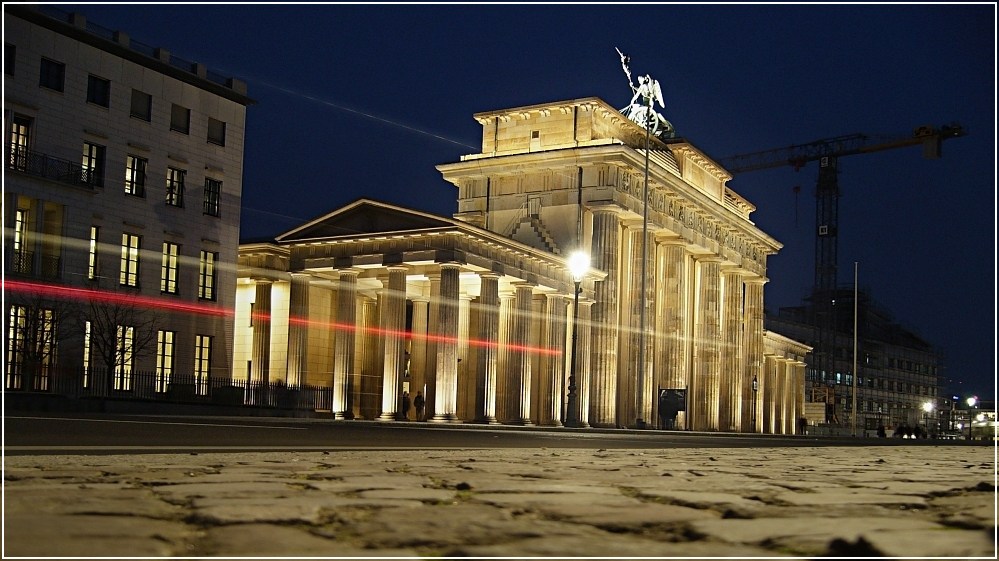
(10, 366), (332, 412)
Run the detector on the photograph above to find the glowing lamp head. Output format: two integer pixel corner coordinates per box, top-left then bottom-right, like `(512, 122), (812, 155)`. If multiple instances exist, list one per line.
(922, 401), (934, 413)
(568, 251), (590, 283)
(967, 397), (978, 408)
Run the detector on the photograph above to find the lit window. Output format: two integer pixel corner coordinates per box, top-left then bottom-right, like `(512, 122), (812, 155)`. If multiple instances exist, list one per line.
(115, 325), (133, 391)
(198, 250), (217, 300)
(155, 330), (175, 393)
(203, 178), (221, 217)
(170, 103), (190, 134)
(194, 334), (212, 395)
(39, 57), (64, 92)
(81, 142), (105, 187)
(119, 233), (140, 287)
(125, 155), (147, 197)
(6, 305), (55, 391)
(12, 208), (30, 274)
(86, 75), (110, 107)
(88, 226), (99, 280)
(8, 115), (30, 171)
(83, 320), (92, 387)
(166, 167), (185, 207)
(160, 242), (179, 294)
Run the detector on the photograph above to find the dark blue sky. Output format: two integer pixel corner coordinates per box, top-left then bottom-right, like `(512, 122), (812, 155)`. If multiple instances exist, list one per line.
(61, 4), (995, 399)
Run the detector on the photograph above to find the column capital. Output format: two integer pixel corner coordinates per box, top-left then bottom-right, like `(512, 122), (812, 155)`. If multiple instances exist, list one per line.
(744, 275), (769, 286)
(477, 271), (502, 281)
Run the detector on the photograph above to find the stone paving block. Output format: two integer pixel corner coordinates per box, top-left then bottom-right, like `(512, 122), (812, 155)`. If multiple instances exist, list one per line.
(202, 523), (419, 557)
(776, 489), (928, 507)
(444, 533), (785, 558)
(860, 526), (995, 558)
(3, 513), (192, 557)
(188, 495), (422, 524)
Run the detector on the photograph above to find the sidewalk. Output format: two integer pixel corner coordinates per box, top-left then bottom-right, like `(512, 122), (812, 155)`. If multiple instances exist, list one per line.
(3, 445), (995, 559)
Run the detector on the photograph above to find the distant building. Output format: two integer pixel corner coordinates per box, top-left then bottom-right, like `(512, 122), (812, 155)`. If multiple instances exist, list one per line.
(3, 6), (253, 396)
(766, 288), (943, 434)
(237, 97), (810, 432)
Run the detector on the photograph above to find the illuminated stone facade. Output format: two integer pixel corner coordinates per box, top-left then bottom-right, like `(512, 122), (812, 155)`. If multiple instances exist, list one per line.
(237, 97), (810, 433)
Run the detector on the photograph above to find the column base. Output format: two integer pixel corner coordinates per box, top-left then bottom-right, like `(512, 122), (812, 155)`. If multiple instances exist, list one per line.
(504, 419), (534, 426)
(377, 413), (397, 421)
(471, 416), (500, 425)
(429, 414), (458, 423)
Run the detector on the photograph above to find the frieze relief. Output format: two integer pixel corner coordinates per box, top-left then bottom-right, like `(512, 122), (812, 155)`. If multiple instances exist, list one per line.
(613, 171), (765, 268)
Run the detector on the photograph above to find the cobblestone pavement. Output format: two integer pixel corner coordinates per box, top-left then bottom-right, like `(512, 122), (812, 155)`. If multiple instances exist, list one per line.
(3, 445), (995, 559)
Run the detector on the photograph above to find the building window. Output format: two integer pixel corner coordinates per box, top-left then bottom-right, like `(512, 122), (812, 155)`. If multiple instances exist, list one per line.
(125, 155), (146, 197)
(5, 305), (55, 391)
(207, 118), (226, 146)
(194, 334), (212, 395)
(83, 320), (92, 388)
(130, 89), (152, 121)
(86, 75), (110, 107)
(166, 167), (185, 207)
(155, 330), (175, 393)
(11, 208), (31, 274)
(5, 43), (14, 76)
(170, 103), (190, 134)
(203, 178), (221, 217)
(119, 233), (140, 287)
(160, 242), (179, 294)
(88, 226), (99, 280)
(39, 57), (64, 92)
(81, 142), (105, 187)
(198, 250), (217, 300)
(8, 115), (31, 171)
(115, 325), (134, 391)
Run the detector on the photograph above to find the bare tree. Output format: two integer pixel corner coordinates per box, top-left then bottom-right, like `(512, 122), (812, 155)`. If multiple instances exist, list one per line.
(5, 291), (72, 391)
(78, 288), (160, 396)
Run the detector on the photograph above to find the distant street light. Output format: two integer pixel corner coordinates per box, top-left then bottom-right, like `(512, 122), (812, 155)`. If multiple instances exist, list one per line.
(922, 401), (934, 437)
(565, 250), (590, 428)
(966, 396), (978, 441)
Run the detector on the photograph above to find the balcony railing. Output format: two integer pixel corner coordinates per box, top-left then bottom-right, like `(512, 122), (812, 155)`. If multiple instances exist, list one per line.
(7, 251), (61, 279)
(7, 145), (100, 190)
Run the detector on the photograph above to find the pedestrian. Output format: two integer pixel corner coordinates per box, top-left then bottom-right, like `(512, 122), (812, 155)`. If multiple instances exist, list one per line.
(877, 423), (886, 438)
(798, 416), (807, 435)
(401, 391), (411, 420)
(413, 390), (425, 421)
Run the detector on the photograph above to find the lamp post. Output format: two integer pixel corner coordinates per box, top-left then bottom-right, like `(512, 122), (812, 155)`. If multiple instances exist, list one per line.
(751, 373), (759, 432)
(966, 397), (977, 440)
(922, 401), (934, 438)
(565, 250), (590, 428)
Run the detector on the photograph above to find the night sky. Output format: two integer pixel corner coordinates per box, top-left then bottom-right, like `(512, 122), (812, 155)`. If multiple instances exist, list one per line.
(56, 4), (996, 399)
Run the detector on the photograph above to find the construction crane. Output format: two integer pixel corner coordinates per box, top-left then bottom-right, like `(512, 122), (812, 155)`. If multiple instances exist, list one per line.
(719, 123), (966, 294)
(719, 123), (966, 425)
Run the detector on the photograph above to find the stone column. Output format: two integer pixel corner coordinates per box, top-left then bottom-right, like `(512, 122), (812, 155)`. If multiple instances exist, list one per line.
(331, 269), (359, 420)
(506, 282), (535, 425)
(473, 273), (500, 424)
(720, 268), (745, 432)
(358, 297), (378, 419)
(409, 297), (429, 414)
(250, 279), (272, 389)
(742, 278), (766, 432)
(622, 227), (655, 428)
(496, 290), (515, 422)
(378, 266), (408, 421)
(693, 257), (723, 430)
(456, 294), (472, 420)
(656, 239), (690, 428)
(574, 300), (594, 427)
(430, 264), (460, 423)
(423, 275), (441, 419)
(537, 293), (567, 426)
(286, 273), (310, 387)
(794, 361), (806, 434)
(762, 354), (777, 433)
(589, 209), (620, 427)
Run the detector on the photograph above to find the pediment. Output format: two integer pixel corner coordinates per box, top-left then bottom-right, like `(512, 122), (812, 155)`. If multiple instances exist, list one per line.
(276, 199), (455, 242)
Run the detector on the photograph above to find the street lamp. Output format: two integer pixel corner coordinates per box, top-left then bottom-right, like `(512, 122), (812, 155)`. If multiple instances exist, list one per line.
(751, 373), (759, 433)
(922, 401), (934, 438)
(966, 397), (977, 440)
(565, 250), (590, 428)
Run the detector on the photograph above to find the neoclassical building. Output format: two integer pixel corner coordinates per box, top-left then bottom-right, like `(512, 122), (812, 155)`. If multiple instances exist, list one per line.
(236, 97), (809, 433)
